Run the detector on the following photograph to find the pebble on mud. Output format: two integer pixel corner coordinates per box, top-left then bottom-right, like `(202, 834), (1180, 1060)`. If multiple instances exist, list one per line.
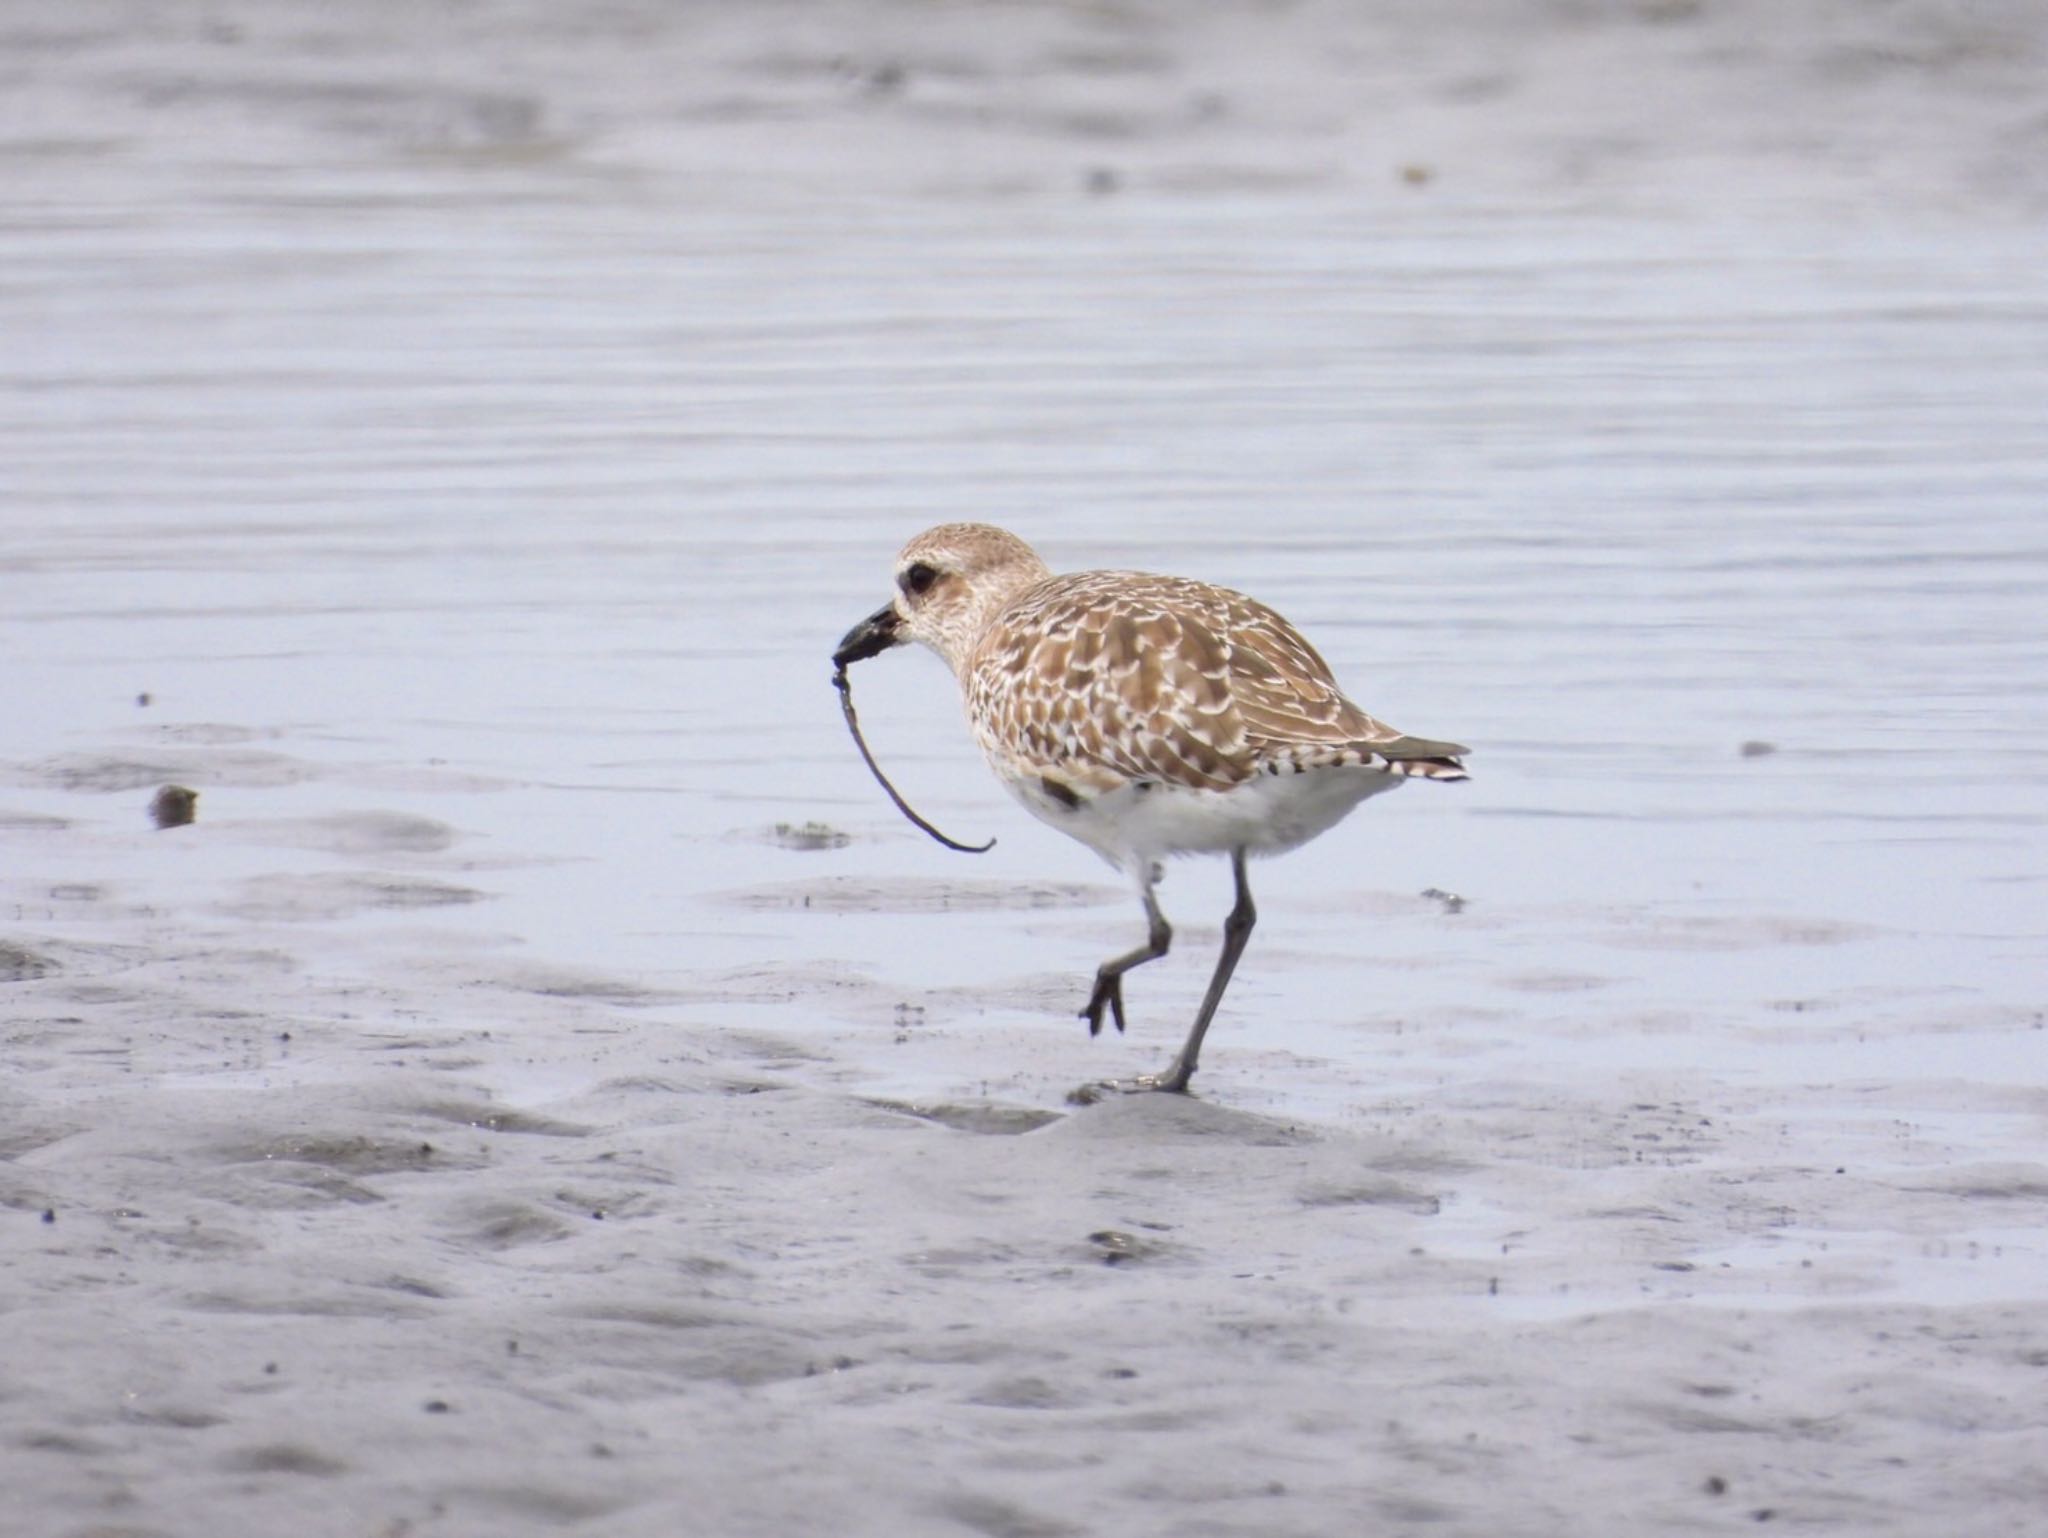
(150, 784), (199, 829)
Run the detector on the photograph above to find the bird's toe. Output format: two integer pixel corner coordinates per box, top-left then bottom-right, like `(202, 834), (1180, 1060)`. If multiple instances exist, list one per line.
(1080, 976), (1126, 1037)
(1064, 1070), (1192, 1106)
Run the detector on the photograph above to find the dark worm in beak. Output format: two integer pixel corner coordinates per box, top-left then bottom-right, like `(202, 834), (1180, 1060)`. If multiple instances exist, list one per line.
(832, 606), (995, 855)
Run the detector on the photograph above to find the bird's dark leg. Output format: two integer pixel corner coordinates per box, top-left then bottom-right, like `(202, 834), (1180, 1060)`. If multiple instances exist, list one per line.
(1080, 881), (1170, 1037)
(1069, 850), (1256, 1105)
(1150, 847), (1255, 1093)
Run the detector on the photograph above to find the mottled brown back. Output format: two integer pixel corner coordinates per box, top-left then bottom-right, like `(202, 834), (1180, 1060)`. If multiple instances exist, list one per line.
(965, 571), (1465, 792)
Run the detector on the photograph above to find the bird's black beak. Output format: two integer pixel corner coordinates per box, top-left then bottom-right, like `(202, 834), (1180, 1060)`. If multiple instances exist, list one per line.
(833, 603), (904, 669)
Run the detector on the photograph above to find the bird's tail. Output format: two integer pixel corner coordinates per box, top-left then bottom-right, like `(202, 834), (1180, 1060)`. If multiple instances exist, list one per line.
(1269, 735), (1470, 781)
(1385, 754), (1469, 782)
(1373, 734), (1470, 782)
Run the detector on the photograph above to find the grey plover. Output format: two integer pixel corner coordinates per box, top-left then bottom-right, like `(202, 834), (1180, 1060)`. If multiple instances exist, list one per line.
(834, 523), (1467, 1094)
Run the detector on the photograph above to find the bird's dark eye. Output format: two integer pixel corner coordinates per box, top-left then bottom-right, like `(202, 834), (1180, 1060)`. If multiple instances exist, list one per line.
(901, 561), (939, 596)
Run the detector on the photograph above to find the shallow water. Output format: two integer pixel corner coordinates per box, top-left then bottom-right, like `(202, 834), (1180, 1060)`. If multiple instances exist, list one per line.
(6, 3), (2048, 1533)
(11, 127), (2042, 1093)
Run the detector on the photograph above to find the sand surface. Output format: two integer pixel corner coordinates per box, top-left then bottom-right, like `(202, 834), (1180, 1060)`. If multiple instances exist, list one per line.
(5, 2), (2048, 1534)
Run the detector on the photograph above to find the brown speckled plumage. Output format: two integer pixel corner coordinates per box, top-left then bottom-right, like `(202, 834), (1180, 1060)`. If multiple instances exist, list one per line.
(963, 569), (1467, 794)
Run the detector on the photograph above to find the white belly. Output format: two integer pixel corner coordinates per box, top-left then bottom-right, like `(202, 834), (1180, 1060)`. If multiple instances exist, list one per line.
(1004, 764), (1404, 874)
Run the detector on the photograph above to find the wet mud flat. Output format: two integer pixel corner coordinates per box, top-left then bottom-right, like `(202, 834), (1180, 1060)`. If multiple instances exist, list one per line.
(5, 863), (2045, 1537)
(7, 1), (2048, 1535)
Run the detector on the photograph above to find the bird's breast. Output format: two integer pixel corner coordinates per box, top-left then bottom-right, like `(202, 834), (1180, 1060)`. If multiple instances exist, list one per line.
(996, 759), (1405, 870)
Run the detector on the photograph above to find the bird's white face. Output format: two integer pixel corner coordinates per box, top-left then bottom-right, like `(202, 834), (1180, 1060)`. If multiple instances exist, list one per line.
(859, 523), (1051, 677)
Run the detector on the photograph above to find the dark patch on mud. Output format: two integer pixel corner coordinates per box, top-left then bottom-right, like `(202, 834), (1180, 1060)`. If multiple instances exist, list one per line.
(866, 1098), (1063, 1136)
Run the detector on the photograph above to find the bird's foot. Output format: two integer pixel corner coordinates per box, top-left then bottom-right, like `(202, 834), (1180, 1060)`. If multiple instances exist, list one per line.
(1079, 975), (1127, 1037)
(1064, 1063), (1193, 1106)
